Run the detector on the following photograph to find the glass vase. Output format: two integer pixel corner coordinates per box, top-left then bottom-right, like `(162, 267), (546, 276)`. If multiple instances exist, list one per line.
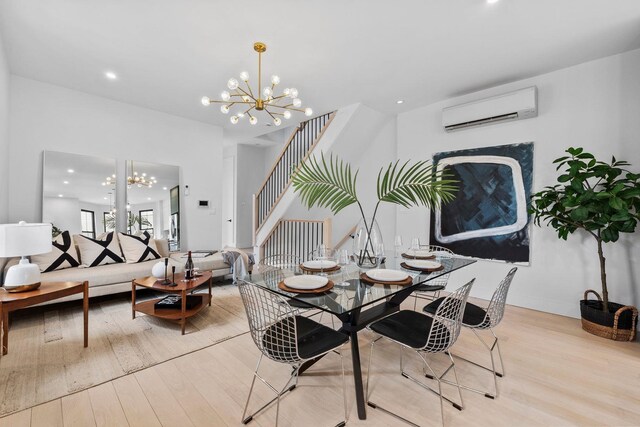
(352, 217), (384, 269)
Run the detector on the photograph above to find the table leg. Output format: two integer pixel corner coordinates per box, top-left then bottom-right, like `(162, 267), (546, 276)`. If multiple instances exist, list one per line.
(83, 281), (89, 348)
(349, 330), (367, 420)
(2, 308), (8, 356)
(131, 281), (136, 319)
(208, 278), (212, 306)
(181, 289), (187, 335)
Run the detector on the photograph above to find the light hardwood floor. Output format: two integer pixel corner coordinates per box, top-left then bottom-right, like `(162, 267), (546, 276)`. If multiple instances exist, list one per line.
(0, 293), (639, 426)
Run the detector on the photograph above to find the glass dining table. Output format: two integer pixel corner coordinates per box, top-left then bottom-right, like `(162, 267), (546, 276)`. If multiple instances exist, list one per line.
(246, 252), (476, 420)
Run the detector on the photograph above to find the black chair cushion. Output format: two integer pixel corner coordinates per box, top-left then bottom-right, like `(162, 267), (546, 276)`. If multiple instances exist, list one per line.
(423, 298), (490, 328)
(262, 315), (349, 360)
(414, 284), (446, 293)
(369, 310), (450, 350)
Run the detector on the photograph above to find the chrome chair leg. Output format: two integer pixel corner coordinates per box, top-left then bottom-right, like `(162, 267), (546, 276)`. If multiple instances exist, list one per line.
(241, 355), (298, 425)
(241, 354), (263, 423)
(368, 339), (463, 427)
(443, 329), (504, 399)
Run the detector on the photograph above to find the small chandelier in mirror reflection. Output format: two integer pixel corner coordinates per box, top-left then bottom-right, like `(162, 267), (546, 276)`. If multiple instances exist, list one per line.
(102, 162), (157, 189)
(200, 42), (312, 126)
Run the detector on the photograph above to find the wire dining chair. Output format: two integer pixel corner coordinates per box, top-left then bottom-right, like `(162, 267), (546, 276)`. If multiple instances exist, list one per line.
(408, 245), (456, 310)
(366, 280), (475, 427)
(237, 280), (349, 427)
(423, 267), (517, 398)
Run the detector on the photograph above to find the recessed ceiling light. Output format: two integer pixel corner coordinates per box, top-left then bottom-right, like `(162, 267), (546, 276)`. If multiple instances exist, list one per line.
(396, 100), (404, 104)
(103, 197), (108, 200)
(105, 71), (118, 80)
(147, 197), (151, 201)
(67, 169), (74, 173)
(487, 0), (499, 4)
(63, 180), (69, 184)
(162, 187), (168, 190)
(58, 194), (63, 198)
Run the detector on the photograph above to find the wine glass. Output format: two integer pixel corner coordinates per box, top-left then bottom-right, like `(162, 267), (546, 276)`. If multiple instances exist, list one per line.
(336, 249), (351, 287)
(394, 235), (403, 258)
(410, 237), (421, 252)
(316, 244), (330, 276)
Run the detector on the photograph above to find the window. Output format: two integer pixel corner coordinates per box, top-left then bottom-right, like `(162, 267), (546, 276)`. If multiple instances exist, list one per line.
(139, 209), (154, 235)
(81, 210), (96, 239)
(103, 212), (115, 233)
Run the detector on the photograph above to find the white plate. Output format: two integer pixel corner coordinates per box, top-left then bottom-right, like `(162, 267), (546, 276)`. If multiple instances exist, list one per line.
(283, 275), (329, 290)
(365, 269), (409, 282)
(405, 249), (435, 258)
(303, 260), (338, 269)
(405, 260), (442, 270)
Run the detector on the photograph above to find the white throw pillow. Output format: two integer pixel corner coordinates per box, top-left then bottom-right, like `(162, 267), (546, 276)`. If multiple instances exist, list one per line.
(118, 231), (161, 263)
(75, 232), (125, 267)
(31, 230), (80, 272)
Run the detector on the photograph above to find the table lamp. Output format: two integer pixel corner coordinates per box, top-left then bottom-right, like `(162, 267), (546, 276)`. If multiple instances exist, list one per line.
(0, 221), (52, 292)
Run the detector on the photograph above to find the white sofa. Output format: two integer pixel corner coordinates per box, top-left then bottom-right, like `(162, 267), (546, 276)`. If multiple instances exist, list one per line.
(1, 242), (232, 303)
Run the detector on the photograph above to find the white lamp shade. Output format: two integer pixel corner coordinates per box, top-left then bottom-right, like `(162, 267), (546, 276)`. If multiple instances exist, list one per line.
(0, 222), (52, 257)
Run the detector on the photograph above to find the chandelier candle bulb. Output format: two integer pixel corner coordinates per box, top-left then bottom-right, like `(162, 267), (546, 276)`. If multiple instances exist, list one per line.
(239, 71), (249, 81)
(283, 110), (292, 119)
(293, 98), (302, 107)
(249, 116), (258, 125)
(201, 96), (210, 106)
(221, 91), (231, 101)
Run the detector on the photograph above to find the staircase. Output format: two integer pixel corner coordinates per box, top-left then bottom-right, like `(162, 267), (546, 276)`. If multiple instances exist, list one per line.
(253, 112), (335, 249)
(252, 103), (395, 262)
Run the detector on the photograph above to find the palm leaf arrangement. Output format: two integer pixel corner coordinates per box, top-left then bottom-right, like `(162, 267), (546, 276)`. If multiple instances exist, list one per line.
(292, 152), (457, 263)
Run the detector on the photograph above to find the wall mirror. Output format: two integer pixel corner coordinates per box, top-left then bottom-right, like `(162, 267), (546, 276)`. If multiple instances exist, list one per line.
(125, 160), (180, 250)
(42, 151), (117, 238)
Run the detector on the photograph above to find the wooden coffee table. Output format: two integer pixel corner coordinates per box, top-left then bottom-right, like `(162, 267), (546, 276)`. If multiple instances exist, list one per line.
(131, 271), (212, 335)
(0, 281), (89, 356)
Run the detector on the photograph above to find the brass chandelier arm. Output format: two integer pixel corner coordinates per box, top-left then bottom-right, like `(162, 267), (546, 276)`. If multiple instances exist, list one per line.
(207, 100), (255, 104)
(244, 81), (254, 98)
(243, 106), (256, 115)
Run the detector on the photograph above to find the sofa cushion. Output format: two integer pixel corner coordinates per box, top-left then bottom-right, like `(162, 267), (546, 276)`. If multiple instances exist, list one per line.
(40, 258), (183, 288)
(118, 231), (161, 263)
(31, 230), (80, 272)
(75, 232), (124, 267)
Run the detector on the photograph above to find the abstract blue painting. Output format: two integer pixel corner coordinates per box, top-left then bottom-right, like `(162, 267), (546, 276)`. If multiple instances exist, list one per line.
(430, 142), (534, 263)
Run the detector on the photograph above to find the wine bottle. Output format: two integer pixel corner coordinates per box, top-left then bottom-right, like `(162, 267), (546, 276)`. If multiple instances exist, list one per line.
(184, 251), (194, 280)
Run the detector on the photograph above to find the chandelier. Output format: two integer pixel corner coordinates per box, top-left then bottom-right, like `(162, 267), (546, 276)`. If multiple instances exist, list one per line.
(101, 162), (157, 189)
(200, 42), (312, 126)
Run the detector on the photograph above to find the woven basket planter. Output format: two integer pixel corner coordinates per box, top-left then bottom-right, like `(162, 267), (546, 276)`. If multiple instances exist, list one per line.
(580, 290), (638, 342)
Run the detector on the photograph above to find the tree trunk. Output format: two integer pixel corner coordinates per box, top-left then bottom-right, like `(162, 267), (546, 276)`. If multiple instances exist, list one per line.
(596, 237), (609, 312)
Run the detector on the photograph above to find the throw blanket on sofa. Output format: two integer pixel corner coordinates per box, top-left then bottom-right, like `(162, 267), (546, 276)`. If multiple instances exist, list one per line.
(222, 247), (255, 282)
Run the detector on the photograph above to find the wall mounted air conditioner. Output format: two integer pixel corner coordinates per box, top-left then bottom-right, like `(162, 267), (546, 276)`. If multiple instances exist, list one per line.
(442, 86), (537, 132)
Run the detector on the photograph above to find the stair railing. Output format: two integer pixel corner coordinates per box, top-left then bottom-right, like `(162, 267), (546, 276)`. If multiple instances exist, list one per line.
(253, 112), (336, 241)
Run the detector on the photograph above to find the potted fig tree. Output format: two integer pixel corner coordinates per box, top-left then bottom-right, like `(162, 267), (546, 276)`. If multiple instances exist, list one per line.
(529, 147), (639, 341)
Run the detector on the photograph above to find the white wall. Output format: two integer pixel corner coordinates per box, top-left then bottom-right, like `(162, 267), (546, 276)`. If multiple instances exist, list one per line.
(0, 31), (9, 223)
(235, 144), (271, 248)
(397, 48), (640, 317)
(9, 76), (224, 250)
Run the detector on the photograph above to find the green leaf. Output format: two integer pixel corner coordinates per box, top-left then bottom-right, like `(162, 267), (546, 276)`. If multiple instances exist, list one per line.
(608, 197), (626, 210)
(377, 160), (458, 209)
(291, 152), (359, 215)
(570, 206), (589, 221)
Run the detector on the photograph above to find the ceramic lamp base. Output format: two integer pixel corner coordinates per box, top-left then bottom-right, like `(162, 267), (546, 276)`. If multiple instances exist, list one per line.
(5, 282), (41, 293)
(4, 257), (42, 292)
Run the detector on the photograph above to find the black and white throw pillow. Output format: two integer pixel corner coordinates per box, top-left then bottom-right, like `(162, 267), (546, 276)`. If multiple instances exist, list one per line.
(75, 232), (125, 267)
(31, 230), (81, 272)
(118, 231), (161, 263)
